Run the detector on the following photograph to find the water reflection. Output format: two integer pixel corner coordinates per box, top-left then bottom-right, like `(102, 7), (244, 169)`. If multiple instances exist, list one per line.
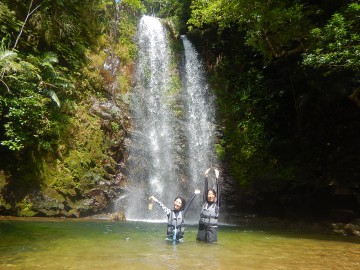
(0, 218), (359, 270)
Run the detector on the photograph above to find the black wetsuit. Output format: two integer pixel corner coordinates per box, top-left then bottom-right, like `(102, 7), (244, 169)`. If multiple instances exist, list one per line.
(196, 176), (220, 243)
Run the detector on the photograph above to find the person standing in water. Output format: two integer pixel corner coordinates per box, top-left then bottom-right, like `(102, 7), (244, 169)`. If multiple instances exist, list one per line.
(149, 188), (200, 242)
(197, 167), (220, 243)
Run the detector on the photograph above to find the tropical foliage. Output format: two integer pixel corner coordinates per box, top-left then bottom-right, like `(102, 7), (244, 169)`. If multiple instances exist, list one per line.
(0, 0), (109, 152)
(0, 0), (144, 216)
(303, 3), (360, 72)
(188, 0), (311, 59)
(184, 0), (360, 215)
(0, 0), (359, 217)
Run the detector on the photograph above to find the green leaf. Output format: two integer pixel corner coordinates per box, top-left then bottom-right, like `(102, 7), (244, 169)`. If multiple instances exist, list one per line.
(0, 50), (17, 62)
(48, 90), (61, 107)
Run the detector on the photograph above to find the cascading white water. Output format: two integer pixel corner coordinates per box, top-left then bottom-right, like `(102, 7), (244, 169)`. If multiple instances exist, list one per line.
(124, 16), (179, 220)
(121, 16), (217, 221)
(181, 36), (217, 188)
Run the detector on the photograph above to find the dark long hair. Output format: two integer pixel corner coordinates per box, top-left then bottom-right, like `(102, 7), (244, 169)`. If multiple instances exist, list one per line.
(206, 189), (217, 203)
(174, 196), (186, 211)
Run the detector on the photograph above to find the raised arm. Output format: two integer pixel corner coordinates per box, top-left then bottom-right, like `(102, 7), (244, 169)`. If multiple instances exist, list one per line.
(216, 177), (220, 207)
(149, 196), (171, 216)
(214, 168), (220, 207)
(203, 168), (210, 202)
(183, 189), (200, 214)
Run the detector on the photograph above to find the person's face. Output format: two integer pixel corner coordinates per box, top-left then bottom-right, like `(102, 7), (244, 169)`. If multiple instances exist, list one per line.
(207, 190), (216, 202)
(174, 198), (182, 210)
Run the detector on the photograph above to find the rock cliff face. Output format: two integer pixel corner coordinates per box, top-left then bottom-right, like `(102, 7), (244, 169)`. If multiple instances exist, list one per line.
(0, 52), (132, 218)
(0, 1), (141, 218)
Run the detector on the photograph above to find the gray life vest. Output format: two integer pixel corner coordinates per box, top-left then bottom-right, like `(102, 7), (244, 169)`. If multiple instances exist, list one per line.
(167, 211), (185, 239)
(200, 202), (219, 226)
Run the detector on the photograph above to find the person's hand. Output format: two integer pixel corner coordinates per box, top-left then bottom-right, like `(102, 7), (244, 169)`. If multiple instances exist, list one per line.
(194, 189), (200, 194)
(148, 196), (155, 211)
(204, 168), (211, 177)
(214, 168), (220, 178)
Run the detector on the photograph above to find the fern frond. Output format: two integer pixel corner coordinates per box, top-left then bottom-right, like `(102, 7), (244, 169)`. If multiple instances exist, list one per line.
(0, 50), (17, 62)
(48, 90), (61, 107)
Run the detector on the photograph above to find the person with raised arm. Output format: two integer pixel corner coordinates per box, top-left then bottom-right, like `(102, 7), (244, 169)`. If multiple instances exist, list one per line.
(149, 188), (200, 242)
(196, 167), (220, 243)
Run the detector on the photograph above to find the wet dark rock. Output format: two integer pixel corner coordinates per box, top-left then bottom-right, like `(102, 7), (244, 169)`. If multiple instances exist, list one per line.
(330, 209), (356, 222)
(332, 223), (360, 236)
(28, 192), (66, 217)
(90, 101), (121, 121)
(110, 211), (126, 221)
(87, 189), (109, 209)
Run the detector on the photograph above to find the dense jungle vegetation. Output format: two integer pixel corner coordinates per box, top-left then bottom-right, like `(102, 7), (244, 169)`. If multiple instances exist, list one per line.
(0, 0), (359, 221)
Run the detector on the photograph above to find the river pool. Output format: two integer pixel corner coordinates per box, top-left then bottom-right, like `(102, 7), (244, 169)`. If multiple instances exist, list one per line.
(0, 218), (359, 270)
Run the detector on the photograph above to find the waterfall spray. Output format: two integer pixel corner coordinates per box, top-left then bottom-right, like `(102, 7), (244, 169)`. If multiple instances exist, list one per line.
(181, 35), (217, 188)
(124, 16), (179, 220)
(121, 16), (217, 221)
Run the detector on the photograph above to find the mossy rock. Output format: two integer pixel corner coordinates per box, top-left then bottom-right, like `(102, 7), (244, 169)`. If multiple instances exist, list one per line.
(40, 103), (109, 204)
(68, 209), (80, 218)
(0, 198), (12, 214)
(19, 208), (37, 217)
(42, 188), (66, 203)
(17, 198), (37, 217)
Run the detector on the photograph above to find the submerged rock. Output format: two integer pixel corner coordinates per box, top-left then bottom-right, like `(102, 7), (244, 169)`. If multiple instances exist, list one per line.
(110, 211), (126, 221)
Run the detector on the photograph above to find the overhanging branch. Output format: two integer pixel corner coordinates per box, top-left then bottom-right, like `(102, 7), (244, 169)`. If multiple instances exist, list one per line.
(12, 0), (42, 50)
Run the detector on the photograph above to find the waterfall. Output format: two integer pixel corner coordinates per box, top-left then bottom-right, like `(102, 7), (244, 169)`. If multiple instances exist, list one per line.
(123, 16), (179, 220)
(122, 16), (217, 221)
(181, 36), (217, 188)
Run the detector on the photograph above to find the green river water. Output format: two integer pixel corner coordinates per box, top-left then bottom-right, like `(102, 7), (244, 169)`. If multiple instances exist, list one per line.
(0, 218), (359, 270)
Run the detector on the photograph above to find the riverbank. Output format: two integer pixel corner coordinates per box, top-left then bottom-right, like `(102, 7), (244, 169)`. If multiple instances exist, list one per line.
(2, 213), (359, 238)
(222, 213), (360, 237)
